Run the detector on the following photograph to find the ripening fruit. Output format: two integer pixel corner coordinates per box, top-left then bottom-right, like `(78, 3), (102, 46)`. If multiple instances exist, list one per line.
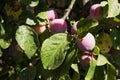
(50, 19), (67, 33)
(47, 9), (58, 21)
(87, 4), (102, 19)
(76, 33), (95, 51)
(97, 33), (112, 53)
(71, 21), (78, 35)
(80, 51), (97, 69)
(80, 54), (92, 70)
(33, 25), (46, 34)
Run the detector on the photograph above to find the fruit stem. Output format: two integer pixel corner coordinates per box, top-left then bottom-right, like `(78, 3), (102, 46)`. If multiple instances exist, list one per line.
(62, 0), (76, 20)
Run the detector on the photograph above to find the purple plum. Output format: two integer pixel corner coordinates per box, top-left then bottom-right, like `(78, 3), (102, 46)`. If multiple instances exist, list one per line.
(71, 21), (78, 35)
(33, 25), (46, 34)
(47, 9), (58, 21)
(87, 4), (103, 19)
(76, 33), (95, 51)
(50, 19), (67, 33)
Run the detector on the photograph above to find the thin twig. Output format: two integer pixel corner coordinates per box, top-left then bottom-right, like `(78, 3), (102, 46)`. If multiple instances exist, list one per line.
(62, 0), (76, 20)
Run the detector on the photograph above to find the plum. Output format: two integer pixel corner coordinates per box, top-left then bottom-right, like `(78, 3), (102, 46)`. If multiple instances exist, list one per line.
(71, 21), (78, 35)
(80, 54), (92, 69)
(80, 53), (96, 70)
(76, 33), (95, 51)
(88, 4), (102, 19)
(47, 9), (58, 21)
(50, 19), (67, 33)
(33, 25), (46, 34)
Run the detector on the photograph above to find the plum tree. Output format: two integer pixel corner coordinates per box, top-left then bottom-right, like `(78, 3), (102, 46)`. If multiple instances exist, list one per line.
(87, 4), (103, 19)
(76, 33), (95, 51)
(47, 9), (58, 21)
(71, 21), (78, 35)
(49, 19), (67, 33)
(32, 25), (46, 34)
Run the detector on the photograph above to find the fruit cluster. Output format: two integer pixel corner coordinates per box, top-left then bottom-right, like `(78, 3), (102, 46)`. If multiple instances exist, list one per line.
(70, 3), (103, 69)
(33, 3), (103, 70)
(33, 9), (67, 34)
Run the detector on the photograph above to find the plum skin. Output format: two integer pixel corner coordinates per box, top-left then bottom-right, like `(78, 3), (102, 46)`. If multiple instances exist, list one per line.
(88, 4), (103, 19)
(80, 54), (92, 69)
(50, 19), (67, 33)
(47, 9), (58, 21)
(76, 33), (95, 51)
(33, 25), (46, 34)
(71, 21), (78, 35)
(80, 53), (96, 70)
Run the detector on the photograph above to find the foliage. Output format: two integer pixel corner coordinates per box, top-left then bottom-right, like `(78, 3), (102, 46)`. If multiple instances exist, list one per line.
(0, 0), (120, 80)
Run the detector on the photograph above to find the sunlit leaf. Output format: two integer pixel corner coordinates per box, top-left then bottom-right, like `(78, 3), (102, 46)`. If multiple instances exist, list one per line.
(0, 39), (10, 49)
(107, 0), (120, 17)
(16, 25), (37, 59)
(41, 33), (71, 70)
(97, 54), (109, 66)
(26, 18), (36, 26)
(29, 0), (39, 7)
(85, 60), (97, 80)
(36, 11), (47, 19)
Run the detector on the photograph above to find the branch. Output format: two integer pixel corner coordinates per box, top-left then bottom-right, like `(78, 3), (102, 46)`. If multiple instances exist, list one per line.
(62, 0), (76, 20)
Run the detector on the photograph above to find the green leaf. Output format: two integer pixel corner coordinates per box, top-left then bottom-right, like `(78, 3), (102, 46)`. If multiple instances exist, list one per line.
(36, 11), (47, 19)
(93, 66), (105, 80)
(16, 25), (37, 59)
(0, 20), (5, 36)
(0, 39), (10, 49)
(0, 47), (2, 57)
(41, 33), (71, 70)
(114, 14), (120, 22)
(93, 46), (100, 55)
(26, 18), (36, 26)
(29, 0), (39, 7)
(77, 18), (98, 37)
(100, 1), (108, 17)
(110, 29), (120, 50)
(85, 60), (97, 80)
(100, 1), (108, 7)
(57, 40), (78, 77)
(97, 54), (109, 66)
(107, 0), (120, 17)
(19, 67), (36, 80)
(71, 64), (79, 73)
(106, 64), (116, 80)
(37, 37), (75, 79)
(37, 18), (46, 26)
